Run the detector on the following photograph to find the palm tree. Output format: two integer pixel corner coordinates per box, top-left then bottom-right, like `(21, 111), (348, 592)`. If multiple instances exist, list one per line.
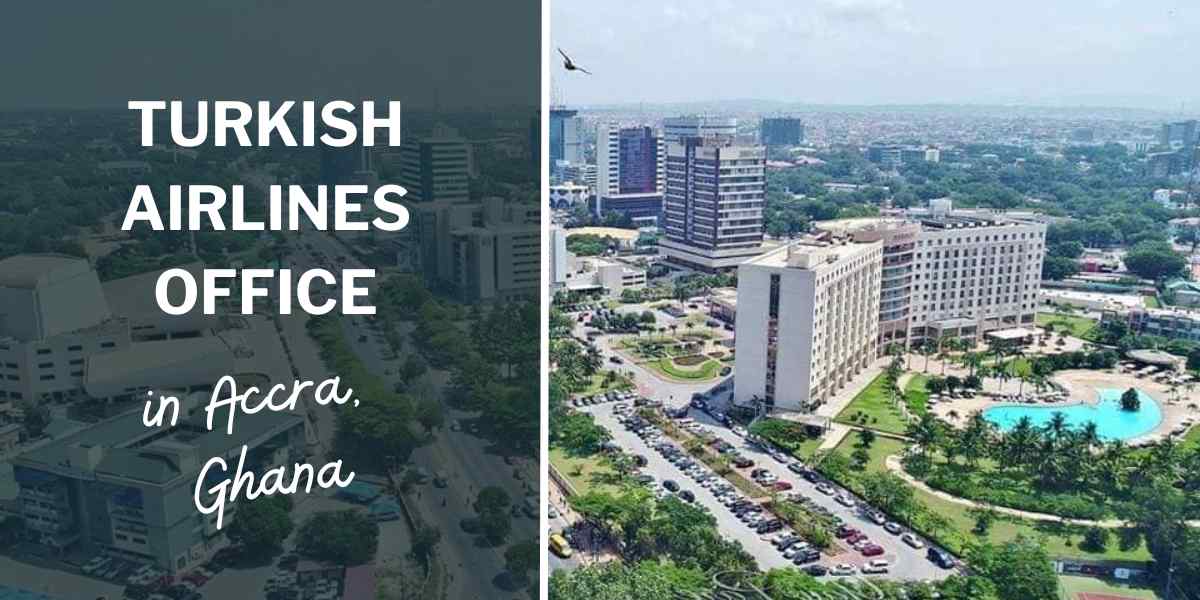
(920, 341), (937, 373)
(1045, 412), (1069, 446)
(906, 413), (945, 460)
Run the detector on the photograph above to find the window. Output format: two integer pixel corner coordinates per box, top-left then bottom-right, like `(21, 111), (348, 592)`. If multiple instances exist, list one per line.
(100, 342), (116, 349)
(40, 375), (55, 381)
(35, 348), (51, 355)
(67, 345), (83, 352)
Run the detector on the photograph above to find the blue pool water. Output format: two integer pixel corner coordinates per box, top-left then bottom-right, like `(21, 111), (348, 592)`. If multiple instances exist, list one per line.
(983, 388), (1162, 441)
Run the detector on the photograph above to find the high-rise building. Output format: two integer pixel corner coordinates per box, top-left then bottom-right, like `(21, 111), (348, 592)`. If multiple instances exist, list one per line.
(396, 127), (472, 203)
(1160, 120), (1198, 147)
(760, 117), (804, 147)
(659, 137), (766, 271)
(662, 116), (737, 143)
(734, 241), (883, 413)
(549, 107), (582, 167)
(596, 124), (665, 196)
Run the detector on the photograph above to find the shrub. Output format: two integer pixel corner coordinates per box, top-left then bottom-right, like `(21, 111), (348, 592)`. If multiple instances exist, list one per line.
(1081, 527), (1110, 552)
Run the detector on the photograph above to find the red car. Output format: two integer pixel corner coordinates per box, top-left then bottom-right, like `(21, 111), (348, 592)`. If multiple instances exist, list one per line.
(836, 527), (860, 539)
(846, 532), (867, 544)
(772, 481), (793, 491)
(860, 544), (885, 557)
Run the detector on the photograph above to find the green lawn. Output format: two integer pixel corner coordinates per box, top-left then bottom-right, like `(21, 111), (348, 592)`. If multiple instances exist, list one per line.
(574, 372), (634, 396)
(834, 372), (909, 435)
(822, 436), (1152, 562)
(1058, 575), (1161, 600)
(1144, 296), (1160, 308)
(904, 374), (930, 416)
(649, 357), (722, 381)
(549, 447), (624, 496)
(1037, 312), (1099, 339)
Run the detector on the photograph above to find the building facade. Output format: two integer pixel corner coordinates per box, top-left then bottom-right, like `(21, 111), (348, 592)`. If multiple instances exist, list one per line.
(659, 137), (766, 271)
(396, 128), (472, 203)
(12, 395), (306, 574)
(734, 241), (883, 413)
(549, 107), (582, 169)
(662, 116), (737, 143)
(760, 117), (804, 147)
(596, 124), (665, 197)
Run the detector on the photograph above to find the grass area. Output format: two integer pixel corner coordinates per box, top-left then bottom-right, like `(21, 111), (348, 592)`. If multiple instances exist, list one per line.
(820, 436), (1152, 562)
(834, 372), (909, 435)
(574, 372), (634, 396)
(1058, 575), (1161, 600)
(1037, 312), (1100, 339)
(750, 418), (826, 461)
(1144, 296), (1160, 308)
(648, 357), (722, 381)
(549, 447), (623, 496)
(904, 374), (930, 416)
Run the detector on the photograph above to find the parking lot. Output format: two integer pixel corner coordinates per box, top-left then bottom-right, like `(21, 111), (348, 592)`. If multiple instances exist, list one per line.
(574, 395), (956, 581)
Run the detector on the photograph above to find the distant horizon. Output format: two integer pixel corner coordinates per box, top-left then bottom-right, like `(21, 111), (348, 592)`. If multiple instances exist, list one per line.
(552, 0), (1199, 114)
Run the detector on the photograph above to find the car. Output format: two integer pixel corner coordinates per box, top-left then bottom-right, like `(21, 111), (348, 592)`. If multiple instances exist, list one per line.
(928, 547), (955, 568)
(678, 490), (695, 503)
(803, 470), (821, 483)
(830, 564), (857, 576)
(802, 564), (828, 577)
(756, 520), (784, 534)
(835, 494), (855, 507)
(720, 366), (732, 376)
(860, 544), (885, 557)
(663, 480), (679, 492)
(861, 559), (890, 574)
(902, 533), (926, 549)
(846, 532), (867, 544)
(731, 425), (747, 437)
(793, 549), (821, 564)
(549, 533), (573, 558)
(884, 521), (903, 535)
(786, 462), (806, 474)
(732, 456), (754, 468)
(835, 526), (859, 539)
(772, 481), (793, 491)
(866, 511), (888, 525)
(774, 535), (801, 548)
(816, 483), (835, 495)
(609, 355), (624, 364)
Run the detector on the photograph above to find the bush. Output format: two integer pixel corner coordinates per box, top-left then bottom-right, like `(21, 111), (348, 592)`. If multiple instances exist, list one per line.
(1081, 527), (1110, 552)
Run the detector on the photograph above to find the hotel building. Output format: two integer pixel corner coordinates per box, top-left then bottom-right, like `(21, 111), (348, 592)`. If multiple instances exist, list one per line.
(734, 240), (883, 413)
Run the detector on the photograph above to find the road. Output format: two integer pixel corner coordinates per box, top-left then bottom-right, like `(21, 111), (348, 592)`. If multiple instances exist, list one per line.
(286, 228), (537, 599)
(570, 309), (953, 582)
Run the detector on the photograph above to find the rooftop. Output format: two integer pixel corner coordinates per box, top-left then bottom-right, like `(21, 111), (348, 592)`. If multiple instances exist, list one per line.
(0, 253), (89, 289)
(15, 393), (303, 485)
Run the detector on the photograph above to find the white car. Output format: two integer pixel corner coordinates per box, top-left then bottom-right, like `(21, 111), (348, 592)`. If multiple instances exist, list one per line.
(835, 494), (855, 507)
(902, 533), (926, 549)
(830, 563), (857, 576)
(861, 559), (890, 574)
(816, 483), (835, 495)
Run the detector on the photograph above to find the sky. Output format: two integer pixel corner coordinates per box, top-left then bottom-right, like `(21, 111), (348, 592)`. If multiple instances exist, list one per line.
(551, 0), (1200, 111)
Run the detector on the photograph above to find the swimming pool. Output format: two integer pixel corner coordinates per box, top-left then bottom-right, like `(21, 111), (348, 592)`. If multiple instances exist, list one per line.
(983, 388), (1162, 441)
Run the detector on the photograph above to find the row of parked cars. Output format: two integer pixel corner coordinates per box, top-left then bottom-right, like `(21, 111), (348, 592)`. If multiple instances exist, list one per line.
(81, 553), (214, 600)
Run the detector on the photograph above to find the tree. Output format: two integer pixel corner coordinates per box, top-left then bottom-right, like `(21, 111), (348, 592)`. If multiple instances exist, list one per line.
(969, 506), (998, 535)
(416, 396), (444, 433)
(474, 486), (513, 544)
(1123, 240), (1187, 280)
(504, 538), (539, 582)
(1120, 387), (1141, 412)
(967, 536), (1058, 600)
(1081, 526), (1110, 552)
(1042, 255), (1079, 280)
(297, 510), (379, 565)
(226, 496), (293, 553)
(860, 472), (915, 517)
(409, 525), (442, 568)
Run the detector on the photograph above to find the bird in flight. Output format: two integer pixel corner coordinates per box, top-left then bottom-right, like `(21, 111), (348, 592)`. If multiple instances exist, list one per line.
(557, 48), (591, 75)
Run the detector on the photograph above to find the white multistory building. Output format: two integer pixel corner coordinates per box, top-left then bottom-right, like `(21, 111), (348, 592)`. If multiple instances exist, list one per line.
(814, 206), (1047, 351)
(734, 240), (883, 413)
(595, 123), (665, 197)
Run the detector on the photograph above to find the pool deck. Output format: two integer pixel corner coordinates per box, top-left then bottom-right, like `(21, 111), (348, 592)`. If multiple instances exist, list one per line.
(930, 369), (1198, 445)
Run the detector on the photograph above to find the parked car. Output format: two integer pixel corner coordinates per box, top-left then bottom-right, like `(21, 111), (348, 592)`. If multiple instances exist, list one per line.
(829, 564), (857, 576)
(884, 521), (903, 535)
(772, 481), (793, 491)
(928, 547), (955, 568)
(902, 533), (926, 549)
(860, 544), (885, 557)
(861, 559), (890, 574)
(678, 490), (695, 503)
(803, 564), (828, 577)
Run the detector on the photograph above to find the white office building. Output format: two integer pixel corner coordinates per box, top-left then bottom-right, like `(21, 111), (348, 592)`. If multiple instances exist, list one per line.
(735, 241), (882, 413)
(595, 123), (665, 197)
